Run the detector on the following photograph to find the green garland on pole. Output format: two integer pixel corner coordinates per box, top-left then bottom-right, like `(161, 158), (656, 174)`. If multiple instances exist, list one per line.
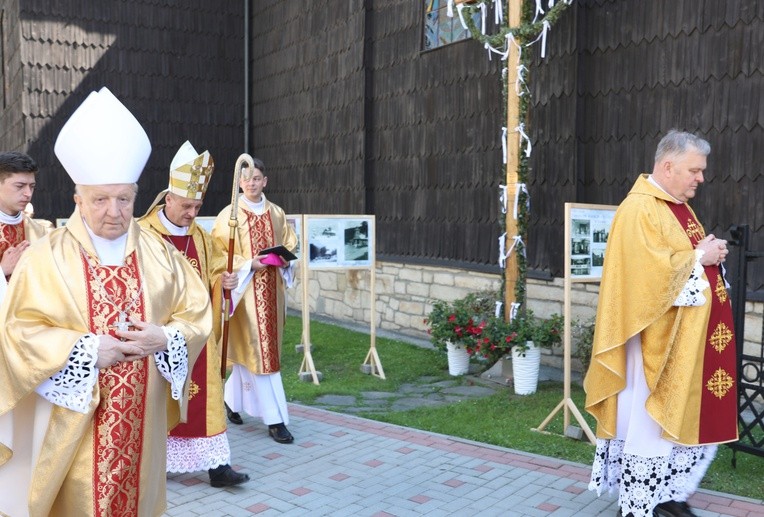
(460, 0), (572, 308)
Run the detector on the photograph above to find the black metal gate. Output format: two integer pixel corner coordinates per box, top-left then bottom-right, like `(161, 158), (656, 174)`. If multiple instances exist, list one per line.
(727, 225), (764, 465)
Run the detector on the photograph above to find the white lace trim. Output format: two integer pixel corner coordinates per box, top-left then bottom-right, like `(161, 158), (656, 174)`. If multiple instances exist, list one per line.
(166, 433), (231, 473)
(589, 438), (716, 517)
(35, 334), (99, 414)
(155, 326), (188, 400)
(674, 256), (708, 307)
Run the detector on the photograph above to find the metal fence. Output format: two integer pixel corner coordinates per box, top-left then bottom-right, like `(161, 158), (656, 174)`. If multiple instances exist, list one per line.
(727, 225), (764, 465)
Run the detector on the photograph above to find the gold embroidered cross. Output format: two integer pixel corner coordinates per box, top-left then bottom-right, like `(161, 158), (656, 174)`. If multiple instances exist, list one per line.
(686, 219), (704, 241)
(706, 368), (734, 399)
(709, 322), (733, 353)
(715, 275), (728, 304)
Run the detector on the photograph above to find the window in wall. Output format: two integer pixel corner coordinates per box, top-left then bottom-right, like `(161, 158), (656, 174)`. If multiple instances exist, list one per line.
(423, 0), (482, 50)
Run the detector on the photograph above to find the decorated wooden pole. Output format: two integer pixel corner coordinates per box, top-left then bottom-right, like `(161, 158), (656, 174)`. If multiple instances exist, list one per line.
(504, 0), (523, 319)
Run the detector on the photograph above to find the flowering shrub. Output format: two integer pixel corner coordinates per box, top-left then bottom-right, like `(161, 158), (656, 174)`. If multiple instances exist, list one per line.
(509, 310), (564, 355)
(425, 292), (519, 365)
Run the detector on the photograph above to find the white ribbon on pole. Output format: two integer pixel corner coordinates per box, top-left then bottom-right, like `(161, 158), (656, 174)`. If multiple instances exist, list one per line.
(513, 182), (530, 219)
(506, 33), (522, 63)
(499, 184), (508, 214)
(455, 2), (468, 30)
(495, 301), (503, 318)
(515, 123), (532, 158)
(498, 232), (507, 267)
(549, 0), (555, 7)
(494, 0), (503, 25)
(447, 0), (455, 18)
(533, 0), (545, 23)
(501, 126), (508, 164)
(484, 40), (508, 61)
(515, 64), (529, 96)
(526, 20), (551, 58)
(499, 233), (526, 268)
(480, 2), (488, 34)
(509, 302), (521, 322)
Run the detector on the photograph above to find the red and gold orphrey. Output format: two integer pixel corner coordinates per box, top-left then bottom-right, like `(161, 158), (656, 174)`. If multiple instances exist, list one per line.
(0, 223), (25, 276)
(246, 210), (280, 372)
(162, 234), (209, 437)
(82, 251), (147, 517)
(666, 202), (738, 443)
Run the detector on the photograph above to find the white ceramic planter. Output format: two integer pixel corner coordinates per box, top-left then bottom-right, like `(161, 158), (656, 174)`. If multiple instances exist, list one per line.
(446, 341), (470, 376)
(511, 341), (541, 395)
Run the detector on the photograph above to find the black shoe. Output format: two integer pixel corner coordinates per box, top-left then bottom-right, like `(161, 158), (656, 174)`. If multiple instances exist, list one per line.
(268, 423), (294, 443)
(208, 464), (250, 488)
(654, 500), (697, 517)
(615, 508), (634, 517)
(225, 403), (243, 425)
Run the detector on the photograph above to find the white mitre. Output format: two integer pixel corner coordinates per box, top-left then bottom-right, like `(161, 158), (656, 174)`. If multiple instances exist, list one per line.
(54, 87), (151, 184)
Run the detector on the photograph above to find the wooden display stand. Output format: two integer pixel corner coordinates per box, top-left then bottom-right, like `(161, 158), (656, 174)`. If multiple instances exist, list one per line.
(536, 203), (617, 444)
(293, 215), (383, 384)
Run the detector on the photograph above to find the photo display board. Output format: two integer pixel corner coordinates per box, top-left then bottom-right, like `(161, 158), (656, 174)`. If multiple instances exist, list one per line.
(305, 215), (374, 269)
(568, 204), (617, 281)
(286, 215), (302, 259)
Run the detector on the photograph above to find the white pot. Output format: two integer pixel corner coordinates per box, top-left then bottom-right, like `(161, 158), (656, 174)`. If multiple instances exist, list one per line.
(511, 341), (540, 395)
(446, 341), (470, 376)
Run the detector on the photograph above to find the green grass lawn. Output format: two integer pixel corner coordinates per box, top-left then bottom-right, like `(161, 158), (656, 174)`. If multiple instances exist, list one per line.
(280, 316), (764, 500)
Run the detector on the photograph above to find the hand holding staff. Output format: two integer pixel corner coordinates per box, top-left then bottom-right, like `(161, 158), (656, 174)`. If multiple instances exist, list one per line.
(220, 153), (254, 379)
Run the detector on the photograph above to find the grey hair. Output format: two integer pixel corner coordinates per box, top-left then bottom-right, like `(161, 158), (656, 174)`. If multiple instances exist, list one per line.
(655, 130), (711, 162)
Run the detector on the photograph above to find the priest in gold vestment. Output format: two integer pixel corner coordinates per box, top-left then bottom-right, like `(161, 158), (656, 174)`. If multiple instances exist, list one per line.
(584, 130), (737, 517)
(211, 158), (298, 444)
(0, 88), (211, 517)
(0, 151), (51, 300)
(139, 141), (251, 488)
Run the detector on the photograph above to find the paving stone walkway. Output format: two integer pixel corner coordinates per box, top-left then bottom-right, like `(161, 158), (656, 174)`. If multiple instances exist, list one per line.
(165, 403), (764, 517)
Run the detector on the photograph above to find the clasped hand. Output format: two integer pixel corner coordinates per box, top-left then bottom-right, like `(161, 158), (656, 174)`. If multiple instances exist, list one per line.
(96, 316), (167, 368)
(696, 234), (729, 266)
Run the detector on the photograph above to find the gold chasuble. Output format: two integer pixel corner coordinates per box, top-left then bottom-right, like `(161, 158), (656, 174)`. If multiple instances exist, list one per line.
(0, 209), (211, 517)
(139, 205), (247, 438)
(211, 199), (297, 374)
(584, 175), (738, 446)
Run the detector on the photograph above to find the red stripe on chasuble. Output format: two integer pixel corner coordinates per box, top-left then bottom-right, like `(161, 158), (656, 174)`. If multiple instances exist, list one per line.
(0, 223), (25, 278)
(246, 211), (281, 372)
(82, 251), (148, 517)
(665, 202), (738, 443)
(164, 234), (209, 437)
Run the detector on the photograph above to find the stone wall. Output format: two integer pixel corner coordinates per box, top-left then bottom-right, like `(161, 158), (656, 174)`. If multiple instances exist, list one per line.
(286, 261), (763, 374)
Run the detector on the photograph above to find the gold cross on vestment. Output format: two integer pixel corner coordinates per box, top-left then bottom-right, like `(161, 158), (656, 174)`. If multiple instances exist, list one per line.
(685, 219), (704, 241)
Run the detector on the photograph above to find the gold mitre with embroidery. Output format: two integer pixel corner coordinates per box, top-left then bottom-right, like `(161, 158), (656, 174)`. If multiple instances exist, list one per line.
(168, 141), (214, 200)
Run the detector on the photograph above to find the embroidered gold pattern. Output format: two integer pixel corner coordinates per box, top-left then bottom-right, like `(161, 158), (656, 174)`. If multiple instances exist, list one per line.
(85, 252), (147, 517)
(706, 368), (734, 399)
(715, 275), (728, 304)
(246, 211), (280, 373)
(188, 380), (200, 400)
(685, 219), (705, 241)
(709, 322), (733, 353)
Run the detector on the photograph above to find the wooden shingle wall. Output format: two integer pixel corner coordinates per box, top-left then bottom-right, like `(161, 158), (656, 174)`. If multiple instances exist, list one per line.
(249, 0), (504, 267)
(0, 0), (26, 152)
(248, 0), (366, 215)
(528, 0), (764, 294)
(17, 0), (244, 220)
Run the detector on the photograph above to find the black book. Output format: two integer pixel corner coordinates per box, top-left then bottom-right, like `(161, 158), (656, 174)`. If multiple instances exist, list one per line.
(258, 245), (297, 262)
